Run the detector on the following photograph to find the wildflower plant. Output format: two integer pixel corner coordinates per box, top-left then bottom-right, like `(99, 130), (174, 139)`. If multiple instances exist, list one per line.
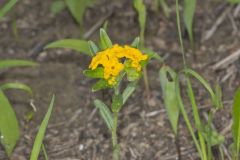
(85, 30), (149, 160)
(45, 28), (160, 159)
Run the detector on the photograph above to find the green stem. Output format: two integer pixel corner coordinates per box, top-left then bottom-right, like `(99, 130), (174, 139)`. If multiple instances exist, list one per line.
(112, 112), (119, 160)
(143, 67), (150, 97)
(186, 78), (207, 160)
(176, 78), (203, 159)
(206, 110), (214, 160)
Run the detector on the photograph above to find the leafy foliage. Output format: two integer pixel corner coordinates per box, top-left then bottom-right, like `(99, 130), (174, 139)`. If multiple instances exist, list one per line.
(183, 0), (196, 47)
(0, 0), (18, 21)
(0, 60), (37, 69)
(0, 90), (20, 156)
(50, 0), (95, 32)
(94, 99), (113, 130)
(159, 66), (179, 135)
(133, 0), (146, 46)
(45, 39), (91, 56)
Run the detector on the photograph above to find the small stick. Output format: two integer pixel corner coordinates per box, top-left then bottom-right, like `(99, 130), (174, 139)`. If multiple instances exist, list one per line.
(202, 7), (231, 41)
(83, 11), (113, 39)
(212, 48), (240, 71)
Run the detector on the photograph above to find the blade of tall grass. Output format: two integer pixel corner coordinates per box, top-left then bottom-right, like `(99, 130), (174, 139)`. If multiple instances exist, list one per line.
(175, 75), (203, 158)
(183, 0), (196, 49)
(0, 82), (33, 97)
(45, 39), (91, 56)
(232, 88), (240, 159)
(133, 0), (146, 46)
(0, 60), (37, 69)
(0, 0), (18, 21)
(30, 95), (55, 160)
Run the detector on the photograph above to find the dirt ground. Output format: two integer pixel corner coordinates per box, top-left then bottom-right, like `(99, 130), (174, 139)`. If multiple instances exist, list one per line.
(0, 0), (240, 159)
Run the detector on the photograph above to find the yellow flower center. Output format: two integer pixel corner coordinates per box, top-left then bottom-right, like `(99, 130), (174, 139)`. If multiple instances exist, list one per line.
(89, 44), (148, 85)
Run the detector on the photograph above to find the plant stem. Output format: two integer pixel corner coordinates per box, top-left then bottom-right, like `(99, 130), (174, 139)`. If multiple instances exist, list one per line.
(206, 110), (214, 160)
(175, 0), (207, 159)
(176, 77), (203, 159)
(112, 112), (119, 160)
(143, 67), (150, 98)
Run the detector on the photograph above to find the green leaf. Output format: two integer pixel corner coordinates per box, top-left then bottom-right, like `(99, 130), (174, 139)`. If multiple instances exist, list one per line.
(159, 66), (179, 135)
(184, 68), (220, 108)
(232, 88), (240, 154)
(140, 47), (163, 62)
(0, 60), (37, 69)
(94, 99), (113, 130)
(131, 37), (140, 48)
(183, 0), (196, 44)
(133, 0), (146, 46)
(227, 0), (240, 3)
(88, 40), (99, 56)
(83, 67), (104, 78)
(125, 67), (141, 82)
(64, 0), (95, 25)
(0, 89), (19, 156)
(159, 0), (170, 18)
(30, 95), (55, 160)
(92, 79), (110, 92)
(0, 82), (33, 97)
(50, 0), (66, 15)
(112, 94), (123, 113)
(99, 28), (112, 50)
(41, 144), (49, 160)
(0, 0), (18, 21)
(215, 84), (223, 109)
(122, 81), (137, 105)
(202, 125), (225, 146)
(45, 39), (91, 56)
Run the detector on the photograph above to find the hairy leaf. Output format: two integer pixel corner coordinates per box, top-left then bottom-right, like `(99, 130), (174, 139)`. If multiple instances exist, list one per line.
(99, 28), (112, 50)
(94, 99), (113, 130)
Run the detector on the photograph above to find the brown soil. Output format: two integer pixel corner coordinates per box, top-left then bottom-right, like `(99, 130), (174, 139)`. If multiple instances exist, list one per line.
(0, 0), (239, 160)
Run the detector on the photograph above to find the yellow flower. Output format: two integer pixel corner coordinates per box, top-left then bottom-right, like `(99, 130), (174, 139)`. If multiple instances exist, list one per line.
(89, 44), (148, 85)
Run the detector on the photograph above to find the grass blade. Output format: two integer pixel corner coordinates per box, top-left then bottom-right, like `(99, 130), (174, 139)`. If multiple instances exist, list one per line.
(0, 0), (18, 21)
(133, 0), (146, 46)
(184, 68), (221, 108)
(45, 39), (91, 56)
(183, 0), (196, 45)
(0, 60), (37, 69)
(42, 144), (49, 160)
(232, 88), (240, 158)
(0, 82), (33, 97)
(30, 95), (55, 160)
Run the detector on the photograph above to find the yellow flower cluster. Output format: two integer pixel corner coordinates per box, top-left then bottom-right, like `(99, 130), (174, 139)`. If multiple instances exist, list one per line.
(89, 44), (148, 85)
